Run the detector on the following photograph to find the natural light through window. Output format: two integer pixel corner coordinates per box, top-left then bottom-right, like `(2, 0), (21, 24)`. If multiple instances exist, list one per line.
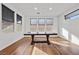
(70, 15), (79, 20)
(30, 18), (53, 33)
(71, 34), (79, 45)
(38, 19), (45, 25)
(62, 28), (69, 40)
(30, 18), (38, 25)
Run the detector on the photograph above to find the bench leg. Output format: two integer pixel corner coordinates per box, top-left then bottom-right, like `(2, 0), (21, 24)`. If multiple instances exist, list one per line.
(31, 35), (34, 45)
(47, 35), (50, 45)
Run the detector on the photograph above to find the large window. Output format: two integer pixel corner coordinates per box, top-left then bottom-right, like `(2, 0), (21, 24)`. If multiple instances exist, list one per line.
(65, 9), (79, 20)
(30, 18), (53, 25)
(30, 17), (53, 32)
(2, 4), (14, 32)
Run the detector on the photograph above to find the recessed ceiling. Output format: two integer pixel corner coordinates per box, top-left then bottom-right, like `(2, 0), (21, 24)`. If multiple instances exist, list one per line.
(3, 3), (79, 17)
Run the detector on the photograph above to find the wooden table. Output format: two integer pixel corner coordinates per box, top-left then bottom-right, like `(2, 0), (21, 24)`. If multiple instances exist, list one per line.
(24, 33), (57, 45)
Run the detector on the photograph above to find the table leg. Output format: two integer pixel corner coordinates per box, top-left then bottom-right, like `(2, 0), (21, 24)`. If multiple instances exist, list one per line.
(47, 35), (50, 45)
(31, 35), (34, 45)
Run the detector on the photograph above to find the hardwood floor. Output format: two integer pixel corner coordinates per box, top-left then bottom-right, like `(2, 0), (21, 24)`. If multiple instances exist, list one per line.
(0, 37), (79, 55)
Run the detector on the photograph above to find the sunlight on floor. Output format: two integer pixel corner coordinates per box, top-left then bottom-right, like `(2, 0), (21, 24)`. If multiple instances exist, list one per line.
(32, 46), (47, 55)
(11, 44), (26, 55)
(51, 40), (70, 47)
(71, 34), (79, 45)
(62, 28), (69, 40)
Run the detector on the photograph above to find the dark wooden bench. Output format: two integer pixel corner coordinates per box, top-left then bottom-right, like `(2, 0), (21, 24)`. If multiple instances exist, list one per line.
(24, 32), (57, 45)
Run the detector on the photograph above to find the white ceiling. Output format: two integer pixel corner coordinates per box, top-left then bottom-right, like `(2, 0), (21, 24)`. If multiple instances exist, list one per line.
(4, 3), (79, 17)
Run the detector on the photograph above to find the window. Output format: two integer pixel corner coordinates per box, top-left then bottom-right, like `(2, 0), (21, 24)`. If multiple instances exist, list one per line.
(2, 4), (14, 22)
(30, 18), (53, 25)
(46, 18), (53, 25)
(69, 15), (79, 20)
(30, 18), (38, 25)
(17, 14), (22, 24)
(2, 4), (14, 32)
(65, 9), (79, 20)
(16, 14), (22, 32)
(38, 18), (45, 25)
(30, 17), (53, 33)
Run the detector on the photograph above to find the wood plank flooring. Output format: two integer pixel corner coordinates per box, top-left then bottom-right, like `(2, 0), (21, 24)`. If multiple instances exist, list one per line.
(0, 37), (79, 55)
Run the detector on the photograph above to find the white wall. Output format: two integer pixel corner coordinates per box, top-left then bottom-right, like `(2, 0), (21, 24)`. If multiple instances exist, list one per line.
(0, 3), (24, 51)
(58, 4), (79, 45)
(0, 32), (23, 50)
